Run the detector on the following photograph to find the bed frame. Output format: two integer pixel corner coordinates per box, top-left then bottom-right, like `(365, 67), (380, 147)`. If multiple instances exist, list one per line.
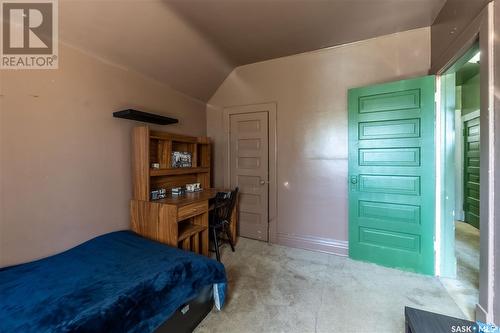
(155, 285), (214, 333)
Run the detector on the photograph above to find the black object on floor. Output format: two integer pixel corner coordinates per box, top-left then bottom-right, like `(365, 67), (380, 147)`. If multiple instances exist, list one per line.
(155, 285), (213, 333)
(209, 187), (238, 262)
(405, 306), (477, 333)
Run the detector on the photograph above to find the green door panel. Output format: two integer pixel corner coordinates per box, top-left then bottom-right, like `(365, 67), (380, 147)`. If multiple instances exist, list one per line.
(464, 115), (480, 228)
(348, 76), (436, 275)
(359, 147), (421, 167)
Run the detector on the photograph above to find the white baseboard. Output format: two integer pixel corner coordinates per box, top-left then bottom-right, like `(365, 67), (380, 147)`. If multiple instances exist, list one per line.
(274, 233), (348, 256)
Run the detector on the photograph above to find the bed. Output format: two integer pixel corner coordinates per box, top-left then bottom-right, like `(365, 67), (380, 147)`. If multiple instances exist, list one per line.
(0, 231), (227, 333)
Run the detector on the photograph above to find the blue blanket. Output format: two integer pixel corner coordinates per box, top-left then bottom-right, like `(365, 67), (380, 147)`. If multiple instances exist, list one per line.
(0, 231), (227, 333)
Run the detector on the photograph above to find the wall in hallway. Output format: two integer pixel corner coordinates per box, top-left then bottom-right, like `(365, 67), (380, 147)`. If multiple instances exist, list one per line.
(461, 73), (480, 116)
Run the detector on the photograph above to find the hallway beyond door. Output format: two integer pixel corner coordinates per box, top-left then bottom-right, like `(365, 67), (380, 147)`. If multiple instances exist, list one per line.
(441, 221), (480, 320)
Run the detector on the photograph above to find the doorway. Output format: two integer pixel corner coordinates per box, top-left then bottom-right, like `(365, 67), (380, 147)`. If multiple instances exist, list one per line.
(346, 45), (483, 317)
(229, 111), (269, 241)
(223, 103), (277, 243)
(346, 4), (494, 322)
(439, 44), (481, 320)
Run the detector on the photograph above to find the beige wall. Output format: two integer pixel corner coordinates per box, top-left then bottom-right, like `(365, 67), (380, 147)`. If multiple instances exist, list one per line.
(0, 44), (206, 267)
(207, 27), (431, 254)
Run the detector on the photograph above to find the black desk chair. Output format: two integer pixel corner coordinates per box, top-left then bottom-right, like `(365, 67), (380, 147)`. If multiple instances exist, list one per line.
(209, 187), (238, 262)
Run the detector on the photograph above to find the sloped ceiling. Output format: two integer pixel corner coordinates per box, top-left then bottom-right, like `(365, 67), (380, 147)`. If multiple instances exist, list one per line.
(60, 0), (446, 102)
(59, 0), (233, 102)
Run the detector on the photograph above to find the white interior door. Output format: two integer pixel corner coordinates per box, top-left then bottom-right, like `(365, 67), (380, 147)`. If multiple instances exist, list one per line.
(230, 112), (269, 241)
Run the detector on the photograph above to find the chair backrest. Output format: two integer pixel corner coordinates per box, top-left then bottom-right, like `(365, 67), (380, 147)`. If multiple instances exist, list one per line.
(213, 187), (239, 224)
(224, 187), (239, 221)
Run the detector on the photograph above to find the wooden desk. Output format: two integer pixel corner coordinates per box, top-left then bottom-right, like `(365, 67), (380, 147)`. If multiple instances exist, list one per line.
(130, 189), (237, 257)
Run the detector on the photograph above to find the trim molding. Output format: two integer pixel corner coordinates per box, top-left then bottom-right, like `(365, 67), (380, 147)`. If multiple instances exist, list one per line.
(431, 5), (487, 75)
(275, 233), (348, 256)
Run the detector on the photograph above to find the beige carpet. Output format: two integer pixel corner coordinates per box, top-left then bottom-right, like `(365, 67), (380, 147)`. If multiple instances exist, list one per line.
(195, 238), (464, 333)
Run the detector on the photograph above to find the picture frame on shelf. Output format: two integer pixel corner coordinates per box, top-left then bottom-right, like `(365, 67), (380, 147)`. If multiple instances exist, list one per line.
(171, 151), (192, 168)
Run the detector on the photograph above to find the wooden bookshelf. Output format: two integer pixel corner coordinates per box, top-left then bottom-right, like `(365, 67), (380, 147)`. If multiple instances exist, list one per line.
(130, 126), (212, 256)
(132, 126), (211, 201)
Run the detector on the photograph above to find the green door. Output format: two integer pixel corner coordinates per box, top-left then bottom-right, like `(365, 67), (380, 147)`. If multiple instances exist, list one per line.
(463, 114), (480, 228)
(348, 76), (436, 275)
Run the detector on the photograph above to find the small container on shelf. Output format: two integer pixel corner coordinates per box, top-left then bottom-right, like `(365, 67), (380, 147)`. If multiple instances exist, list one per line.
(186, 183), (202, 192)
(151, 188), (166, 200)
(171, 187), (186, 196)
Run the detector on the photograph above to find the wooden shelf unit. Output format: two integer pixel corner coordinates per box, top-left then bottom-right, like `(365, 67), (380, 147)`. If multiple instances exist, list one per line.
(130, 126), (212, 256)
(132, 126), (211, 201)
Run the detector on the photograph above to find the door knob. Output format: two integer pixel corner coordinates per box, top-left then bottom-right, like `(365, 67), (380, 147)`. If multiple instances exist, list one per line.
(260, 180), (269, 185)
(350, 176), (358, 190)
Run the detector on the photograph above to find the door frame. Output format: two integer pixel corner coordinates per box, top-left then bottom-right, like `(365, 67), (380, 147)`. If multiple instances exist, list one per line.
(433, 2), (495, 323)
(437, 43), (480, 279)
(222, 103), (278, 242)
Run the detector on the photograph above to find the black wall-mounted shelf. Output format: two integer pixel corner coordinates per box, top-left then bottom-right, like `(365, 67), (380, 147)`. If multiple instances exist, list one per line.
(113, 109), (178, 125)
